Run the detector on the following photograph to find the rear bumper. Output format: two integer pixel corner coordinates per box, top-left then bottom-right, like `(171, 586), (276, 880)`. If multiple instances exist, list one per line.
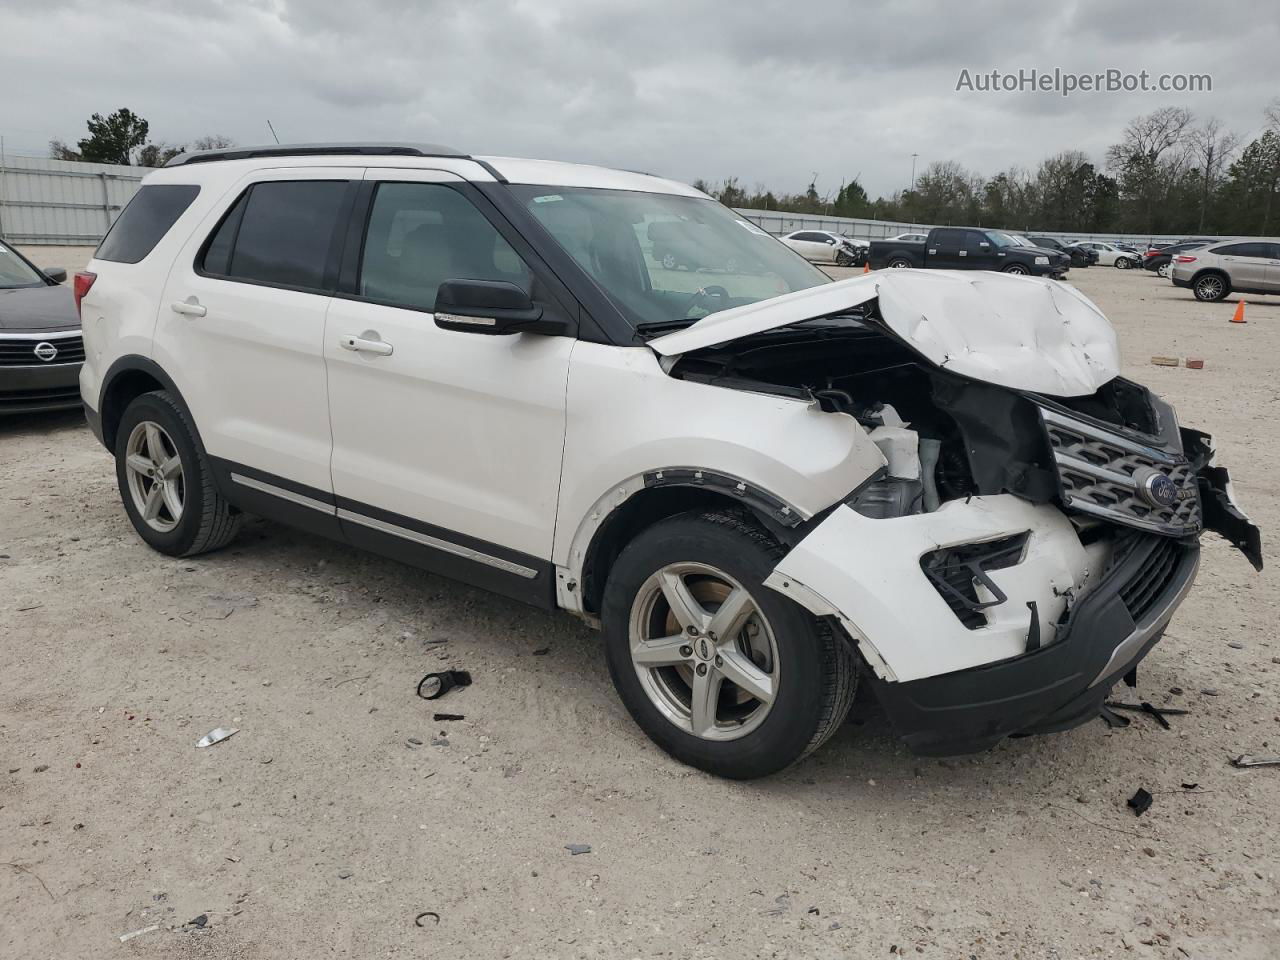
(870, 541), (1199, 755)
(1172, 276), (1193, 289)
(0, 362), (83, 414)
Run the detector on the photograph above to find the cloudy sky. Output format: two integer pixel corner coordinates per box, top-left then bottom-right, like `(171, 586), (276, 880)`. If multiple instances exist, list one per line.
(2, 0), (1276, 197)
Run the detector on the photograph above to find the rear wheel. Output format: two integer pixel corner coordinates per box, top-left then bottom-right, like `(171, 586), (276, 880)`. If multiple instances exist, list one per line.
(887, 256), (913, 269)
(661, 252), (677, 270)
(1115, 257), (1132, 270)
(1193, 273), (1229, 302)
(1157, 261), (1171, 278)
(602, 511), (857, 779)
(835, 250), (854, 267)
(114, 391), (240, 557)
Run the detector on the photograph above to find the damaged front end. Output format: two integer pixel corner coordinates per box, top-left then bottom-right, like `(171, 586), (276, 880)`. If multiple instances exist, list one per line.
(653, 271), (1262, 755)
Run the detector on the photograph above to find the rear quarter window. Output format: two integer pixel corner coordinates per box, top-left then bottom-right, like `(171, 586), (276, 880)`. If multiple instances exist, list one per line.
(96, 184), (200, 263)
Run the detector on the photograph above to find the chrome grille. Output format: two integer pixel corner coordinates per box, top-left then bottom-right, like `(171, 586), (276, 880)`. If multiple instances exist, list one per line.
(1040, 407), (1201, 536)
(0, 334), (85, 367)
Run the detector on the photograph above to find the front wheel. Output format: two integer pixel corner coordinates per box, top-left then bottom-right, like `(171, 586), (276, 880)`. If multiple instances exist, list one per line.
(114, 390), (241, 557)
(1002, 262), (1030, 275)
(601, 511), (857, 779)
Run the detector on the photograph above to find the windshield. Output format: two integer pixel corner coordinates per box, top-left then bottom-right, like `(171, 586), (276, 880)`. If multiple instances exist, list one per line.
(0, 242), (46, 289)
(511, 186), (829, 330)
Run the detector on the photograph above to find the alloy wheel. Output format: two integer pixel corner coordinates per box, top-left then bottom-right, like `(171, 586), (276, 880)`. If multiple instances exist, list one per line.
(1196, 275), (1225, 301)
(124, 421), (185, 533)
(628, 562), (779, 741)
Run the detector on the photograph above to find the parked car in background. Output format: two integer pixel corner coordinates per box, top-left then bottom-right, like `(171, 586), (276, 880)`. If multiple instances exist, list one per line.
(1071, 241), (1140, 269)
(886, 232), (928, 243)
(1144, 241), (1210, 277)
(1171, 239), (1280, 302)
(77, 143), (1260, 778)
(1113, 242), (1143, 256)
(868, 227), (1068, 276)
(648, 220), (765, 274)
(0, 238), (83, 414)
(780, 230), (866, 266)
(1028, 236), (1093, 268)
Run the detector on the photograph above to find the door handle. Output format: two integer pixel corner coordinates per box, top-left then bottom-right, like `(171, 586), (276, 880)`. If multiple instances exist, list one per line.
(171, 299), (207, 318)
(339, 334), (394, 356)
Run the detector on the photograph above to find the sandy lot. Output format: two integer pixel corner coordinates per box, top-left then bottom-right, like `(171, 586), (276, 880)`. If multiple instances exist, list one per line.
(2, 265), (1278, 959)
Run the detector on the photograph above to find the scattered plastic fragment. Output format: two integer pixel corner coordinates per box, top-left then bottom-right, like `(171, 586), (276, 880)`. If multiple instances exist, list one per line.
(433, 713), (465, 721)
(417, 670), (472, 700)
(1097, 705), (1130, 728)
(565, 843), (592, 855)
(196, 727), (238, 748)
(1104, 701), (1187, 729)
(118, 924), (159, 943)
(1150, 356), (1179, 367)
(1180, 782), (1200, 790)
(187, 914), (209, 928)
(1127, 788), (1153, 817)
(415, 911), (441, 927)
(1231, 755), (1280, 768)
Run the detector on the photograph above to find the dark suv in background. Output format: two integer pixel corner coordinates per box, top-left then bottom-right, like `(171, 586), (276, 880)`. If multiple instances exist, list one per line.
(1029, 236), (1094, 268)
(0, 239), (82, 414)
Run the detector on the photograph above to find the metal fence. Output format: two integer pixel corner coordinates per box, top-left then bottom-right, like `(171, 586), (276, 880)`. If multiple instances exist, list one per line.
(0, 151), (1235, 250)
(731, 208), (1225, 248)
(0, 154), (147, 245)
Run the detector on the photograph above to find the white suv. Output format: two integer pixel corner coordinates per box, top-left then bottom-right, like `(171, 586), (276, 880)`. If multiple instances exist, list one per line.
(77, 144), (1260, 779)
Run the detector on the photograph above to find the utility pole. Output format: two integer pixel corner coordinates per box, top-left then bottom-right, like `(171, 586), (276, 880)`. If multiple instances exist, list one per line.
(910, 153), (918, 192)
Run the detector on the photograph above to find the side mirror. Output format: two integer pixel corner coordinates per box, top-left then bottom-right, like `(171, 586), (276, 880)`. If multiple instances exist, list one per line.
(43, 267), (67, 284)
(433, 279), (566, 336)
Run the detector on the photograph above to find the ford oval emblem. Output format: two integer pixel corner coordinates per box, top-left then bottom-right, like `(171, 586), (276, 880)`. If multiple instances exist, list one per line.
(1141, 471), (1179, 508)
(34, 341), (59, 362)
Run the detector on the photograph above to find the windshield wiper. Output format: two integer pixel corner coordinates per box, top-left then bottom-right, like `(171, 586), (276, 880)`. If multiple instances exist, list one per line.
(635, 318), (701, 337)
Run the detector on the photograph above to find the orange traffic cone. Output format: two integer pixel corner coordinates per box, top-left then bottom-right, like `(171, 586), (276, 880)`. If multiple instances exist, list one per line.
(1230, 300), (1247, 324)
(863, 261), (872, 274)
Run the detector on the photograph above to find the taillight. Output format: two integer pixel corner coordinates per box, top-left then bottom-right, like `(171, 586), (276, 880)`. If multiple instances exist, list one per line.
(1174, 256), (1197, 263)
(73, 271), (97, 319)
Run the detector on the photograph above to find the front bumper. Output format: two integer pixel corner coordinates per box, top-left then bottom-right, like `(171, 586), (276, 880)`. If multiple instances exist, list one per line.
(0, 361), (83, 414)
(871, 538), (1199, 755)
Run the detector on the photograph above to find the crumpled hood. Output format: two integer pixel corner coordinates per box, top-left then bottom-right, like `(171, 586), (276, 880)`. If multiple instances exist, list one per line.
(650, 270), (1120, 398)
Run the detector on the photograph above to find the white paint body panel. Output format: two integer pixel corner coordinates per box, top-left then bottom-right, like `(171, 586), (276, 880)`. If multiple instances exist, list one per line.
(768, 497), (1104, 682)
(323, 168), (572, 557)
(651, 269), (1120, 398)
(553, 342), (887, 571)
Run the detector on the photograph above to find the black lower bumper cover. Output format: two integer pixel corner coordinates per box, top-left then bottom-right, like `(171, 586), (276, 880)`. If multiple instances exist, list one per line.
(872, 541), (1198, 756)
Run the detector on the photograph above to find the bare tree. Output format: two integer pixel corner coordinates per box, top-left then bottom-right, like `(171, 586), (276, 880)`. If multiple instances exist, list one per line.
(1189, 117), (1239, 231)
(1105, 106), (1195, 231)
(193, 135), (235, 151)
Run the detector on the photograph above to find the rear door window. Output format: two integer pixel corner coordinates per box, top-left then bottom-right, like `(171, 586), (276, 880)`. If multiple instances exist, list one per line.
(1212, 242), (1268, 258)
(199, 180), (349, 291)
(96, 184), (200, 263)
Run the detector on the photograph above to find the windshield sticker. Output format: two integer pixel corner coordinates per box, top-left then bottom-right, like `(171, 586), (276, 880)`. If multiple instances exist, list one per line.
(735, 219), (769, 236)
(533, 195), (563, 204)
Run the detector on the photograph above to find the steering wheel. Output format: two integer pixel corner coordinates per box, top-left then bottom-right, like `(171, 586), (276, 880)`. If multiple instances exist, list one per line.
(683, 284), (730, 317)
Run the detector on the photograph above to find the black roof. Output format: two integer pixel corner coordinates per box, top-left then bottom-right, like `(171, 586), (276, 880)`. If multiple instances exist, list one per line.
(165, 142), (467, 167)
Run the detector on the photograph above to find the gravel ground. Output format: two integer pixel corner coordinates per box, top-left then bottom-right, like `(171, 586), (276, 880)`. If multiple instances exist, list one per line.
(2, 264), (1278, 959)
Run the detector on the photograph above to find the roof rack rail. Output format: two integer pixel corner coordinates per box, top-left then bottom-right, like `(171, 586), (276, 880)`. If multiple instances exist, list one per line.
(166, 142), (468, 167)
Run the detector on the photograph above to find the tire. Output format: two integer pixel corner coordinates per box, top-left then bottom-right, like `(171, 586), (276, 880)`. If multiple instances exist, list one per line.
(886, 257), (913, 269)
(835, 250), (854, 267)
(1115, 257), (1132, 270)
(661, 252), (677, 270)
(1156, 262), (1171, 279)
(1002, 263), (1030, 275)
(601, 510), (857, 779)
(114, 390), (241, 557)
(1193, 273), (1229, 302)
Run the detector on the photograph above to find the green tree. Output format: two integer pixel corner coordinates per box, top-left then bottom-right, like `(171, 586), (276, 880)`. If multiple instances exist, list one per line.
(77, 108), (150, 165)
